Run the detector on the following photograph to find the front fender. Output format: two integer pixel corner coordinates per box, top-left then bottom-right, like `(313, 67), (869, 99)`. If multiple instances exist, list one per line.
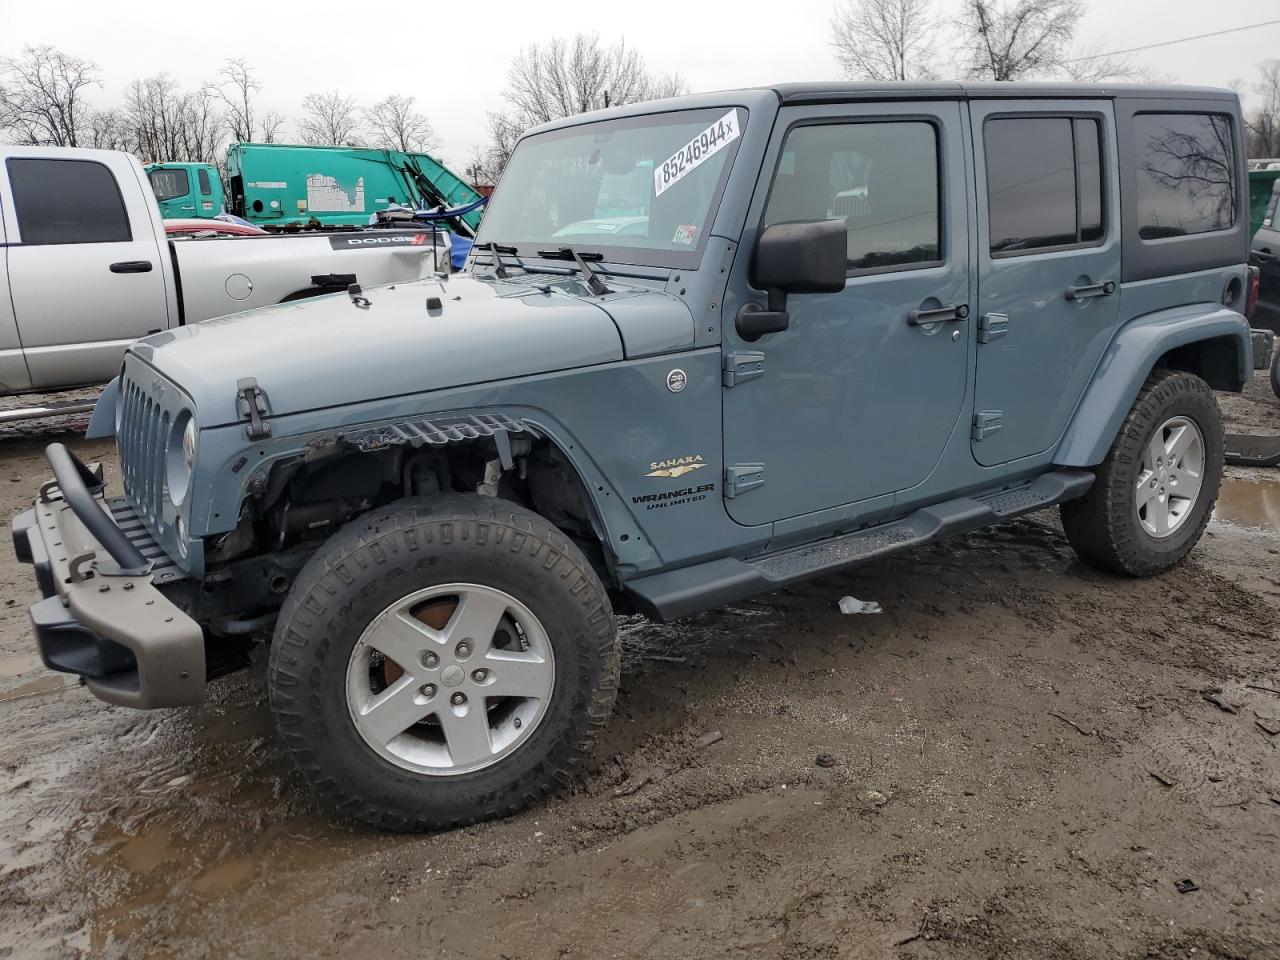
(1055, 305), (1251, 467)
(85, 376), (119, 439)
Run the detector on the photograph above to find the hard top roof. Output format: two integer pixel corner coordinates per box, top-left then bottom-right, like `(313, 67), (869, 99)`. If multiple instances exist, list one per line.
(769, 80), (1238, 104)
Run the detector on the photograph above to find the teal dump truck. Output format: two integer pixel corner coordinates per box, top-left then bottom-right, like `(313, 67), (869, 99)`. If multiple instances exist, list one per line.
(1250, 162), (1280, 236)
(145, 143), (484, 235)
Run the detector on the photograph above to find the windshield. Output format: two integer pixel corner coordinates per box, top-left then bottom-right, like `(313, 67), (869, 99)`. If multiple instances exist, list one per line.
(477, 107), (746, 267)
(149, 168), (190, 201)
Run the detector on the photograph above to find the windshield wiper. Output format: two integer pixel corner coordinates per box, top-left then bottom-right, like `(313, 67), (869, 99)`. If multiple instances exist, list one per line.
(483, 241), (522, 278)
(535, 246), (611, 296)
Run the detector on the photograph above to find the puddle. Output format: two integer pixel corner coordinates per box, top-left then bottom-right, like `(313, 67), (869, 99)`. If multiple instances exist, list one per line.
(1214, 476), (1280, 531)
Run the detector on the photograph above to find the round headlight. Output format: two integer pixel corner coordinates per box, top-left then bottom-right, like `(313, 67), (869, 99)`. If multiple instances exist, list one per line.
(182, 417), (197, 470)
(167, 411), (196, 505)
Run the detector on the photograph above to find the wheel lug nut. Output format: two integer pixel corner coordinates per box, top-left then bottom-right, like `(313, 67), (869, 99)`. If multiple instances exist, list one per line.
(419, 684), (436, 699)
(422, 652), (439, 668)
(472, 669), (488, 682)
(451, 692), (466, 706)
(456, 640), (472, 659)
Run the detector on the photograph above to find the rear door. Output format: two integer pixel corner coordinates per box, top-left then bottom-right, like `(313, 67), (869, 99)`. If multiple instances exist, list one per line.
(0, 185), (32, 392)
(2, 153), (171, 388)
(969, 100), (1121, 465)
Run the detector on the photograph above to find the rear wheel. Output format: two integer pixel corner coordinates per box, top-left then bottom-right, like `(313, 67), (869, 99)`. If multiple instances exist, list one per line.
(1061, 369), (1222, 576)
(268, 494), (619, 831)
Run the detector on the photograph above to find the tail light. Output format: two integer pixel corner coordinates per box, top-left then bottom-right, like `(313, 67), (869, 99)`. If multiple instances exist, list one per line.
(1247, 265), (1260, 318)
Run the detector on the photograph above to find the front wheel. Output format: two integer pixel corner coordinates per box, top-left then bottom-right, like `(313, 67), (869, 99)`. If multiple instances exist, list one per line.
(268, 494), (620, 831)
(1061, 369), (1223, 576)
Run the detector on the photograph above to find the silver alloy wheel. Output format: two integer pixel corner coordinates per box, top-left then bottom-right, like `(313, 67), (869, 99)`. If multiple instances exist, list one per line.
(345, 583), (555, 776)
(1135, 415), (1205, 539)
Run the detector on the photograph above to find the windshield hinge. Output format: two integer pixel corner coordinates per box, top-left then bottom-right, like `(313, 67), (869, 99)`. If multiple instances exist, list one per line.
(236, 377), (272, 440)
(723, 351), (765, 387)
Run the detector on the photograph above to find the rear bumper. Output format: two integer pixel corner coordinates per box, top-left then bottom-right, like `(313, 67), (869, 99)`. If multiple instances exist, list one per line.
(11, 444), (205, 709)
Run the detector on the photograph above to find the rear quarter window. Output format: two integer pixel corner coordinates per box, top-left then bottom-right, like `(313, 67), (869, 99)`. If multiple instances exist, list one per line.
(8, 157), (133, 245)
(1133, 112), (1236, 239)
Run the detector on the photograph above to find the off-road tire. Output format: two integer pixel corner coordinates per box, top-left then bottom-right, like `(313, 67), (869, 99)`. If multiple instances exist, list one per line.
(268, 494), (620, 831)
(1270, 347), (1280, 400)
(1061, 369), (1223, 576)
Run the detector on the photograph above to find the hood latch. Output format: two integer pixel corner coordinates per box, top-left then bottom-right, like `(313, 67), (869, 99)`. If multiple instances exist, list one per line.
(236, 377), (272, 440)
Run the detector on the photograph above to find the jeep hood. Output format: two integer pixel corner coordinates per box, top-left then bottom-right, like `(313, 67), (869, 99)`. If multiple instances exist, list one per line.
(129, 274), (632, 426)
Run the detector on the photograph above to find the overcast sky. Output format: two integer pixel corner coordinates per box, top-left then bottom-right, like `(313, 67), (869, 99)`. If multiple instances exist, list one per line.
(3, 0), (1279, 165)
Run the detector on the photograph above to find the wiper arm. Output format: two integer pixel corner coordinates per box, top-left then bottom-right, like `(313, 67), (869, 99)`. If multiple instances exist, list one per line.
(483, 241), (521, 278)
(535, 246), (611, 296)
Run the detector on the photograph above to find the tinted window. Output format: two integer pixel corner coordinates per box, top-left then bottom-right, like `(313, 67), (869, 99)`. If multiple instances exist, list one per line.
(1075, 119), (1103, 242)
(9, 158), (132, 244)
(1134, 112), (1236, 239)
(764, 121), (940, 272)
(148, 167), (190, 201)
(197, 167), (212, 196)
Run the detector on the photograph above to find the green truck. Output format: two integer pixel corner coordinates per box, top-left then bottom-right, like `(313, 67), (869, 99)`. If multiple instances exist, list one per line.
(1250, 162), (1280, 236)
(145, 143), (485, 234)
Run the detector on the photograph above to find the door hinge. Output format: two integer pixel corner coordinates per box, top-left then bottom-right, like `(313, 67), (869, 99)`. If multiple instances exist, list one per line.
(236, 377), (272, 440)
(724, 463), (765, 498)
(972, 410), (1003, 441)
(723, 351), (765, 387)
(977, 312), (1008, 344)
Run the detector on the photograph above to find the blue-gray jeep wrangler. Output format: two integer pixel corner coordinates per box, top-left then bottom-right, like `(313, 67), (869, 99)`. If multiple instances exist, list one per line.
(13, 82), (1255, 830)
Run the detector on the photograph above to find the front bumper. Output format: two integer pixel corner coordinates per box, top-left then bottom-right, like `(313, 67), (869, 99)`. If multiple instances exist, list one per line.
(11, 444), (205, 709)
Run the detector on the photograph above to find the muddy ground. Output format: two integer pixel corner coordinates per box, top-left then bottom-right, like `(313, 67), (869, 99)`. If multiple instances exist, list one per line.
(2, 381), (1280, 960)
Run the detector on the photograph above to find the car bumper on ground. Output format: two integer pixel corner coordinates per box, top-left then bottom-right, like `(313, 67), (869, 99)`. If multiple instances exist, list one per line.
(10, 443), (205, 709)
(1251, 328), (1275, 370)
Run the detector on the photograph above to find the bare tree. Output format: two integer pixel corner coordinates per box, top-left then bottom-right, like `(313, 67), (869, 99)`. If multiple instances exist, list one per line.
(82, 108), (131, 151)
(366, 94), (439, 153)
(475, 33), (688, 181)
(122, 74), (223, 163)
(830, 0), (938, 81)
(959, 0), (1083, 81)
(210, 58), (259, 143)
(1246, 60), (1280, 158)
(298, 90), (362, 146)
(0, 45), (100, 146)
(260, 110), (286, 143)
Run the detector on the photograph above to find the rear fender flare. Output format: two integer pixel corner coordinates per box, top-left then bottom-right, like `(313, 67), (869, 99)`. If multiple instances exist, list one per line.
(1055, 305), (1251, 467)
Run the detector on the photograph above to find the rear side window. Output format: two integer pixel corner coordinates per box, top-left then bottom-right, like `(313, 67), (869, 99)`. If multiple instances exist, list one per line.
(197, 167), (212, 196)
(764, 120), (941, 272)
(1133, 112), (1236, 239)
(984, 116), (1104, 254)
(8, 158), (132, 244)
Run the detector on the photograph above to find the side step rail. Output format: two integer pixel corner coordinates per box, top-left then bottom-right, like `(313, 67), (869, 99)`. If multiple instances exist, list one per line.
(625, 468), (1094, 622)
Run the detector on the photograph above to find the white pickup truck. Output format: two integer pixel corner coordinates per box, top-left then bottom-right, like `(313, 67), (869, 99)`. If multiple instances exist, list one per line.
(0, 146), (449, 399)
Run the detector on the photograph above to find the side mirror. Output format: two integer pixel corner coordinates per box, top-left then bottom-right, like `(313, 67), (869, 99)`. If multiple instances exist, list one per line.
(738, 219), (848, 341)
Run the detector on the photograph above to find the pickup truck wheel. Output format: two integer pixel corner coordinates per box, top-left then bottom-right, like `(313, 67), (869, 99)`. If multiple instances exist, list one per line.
(1061, 369), (1222, 576)
(267, 494), (619, 831)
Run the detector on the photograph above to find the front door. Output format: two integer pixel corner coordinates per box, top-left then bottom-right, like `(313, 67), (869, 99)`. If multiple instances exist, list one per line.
(969, 101), (1122, 466)
(3, 154), (171, 388)
(722, 101), (972, 527)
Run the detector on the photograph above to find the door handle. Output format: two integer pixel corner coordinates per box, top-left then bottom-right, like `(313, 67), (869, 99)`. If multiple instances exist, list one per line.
(110, 260), (153, 274)
(1065, 280), (1115, 301)
(1254, 250), (1276, 262)
(907, 303), (969, 326)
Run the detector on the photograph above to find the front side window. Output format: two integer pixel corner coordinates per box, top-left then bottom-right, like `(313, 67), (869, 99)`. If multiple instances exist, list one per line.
(149, 167), (190, 202)
(1134, 112), (1236, 239)
(984, 116), (1104, 254)
(763, 120), (941, 272)
(197, 167), (212, 196)
(9, 158), (132, 245)
(476, 107), (746, 266)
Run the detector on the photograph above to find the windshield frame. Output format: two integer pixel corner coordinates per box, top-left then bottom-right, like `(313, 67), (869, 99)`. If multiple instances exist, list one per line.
(476, 105), (749, 270)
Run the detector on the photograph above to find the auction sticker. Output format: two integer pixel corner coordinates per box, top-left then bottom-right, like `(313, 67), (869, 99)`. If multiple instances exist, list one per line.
(654, 110), (739, 199)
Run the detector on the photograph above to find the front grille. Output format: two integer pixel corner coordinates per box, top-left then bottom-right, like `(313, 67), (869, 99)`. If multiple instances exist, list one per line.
(834, 193), (869, 218)
(117, 374), (169, 528)
(107, 496), (185, 584)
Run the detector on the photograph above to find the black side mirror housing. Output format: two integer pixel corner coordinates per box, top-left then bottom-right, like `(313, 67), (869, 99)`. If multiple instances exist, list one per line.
(738, 219), (848, 341)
